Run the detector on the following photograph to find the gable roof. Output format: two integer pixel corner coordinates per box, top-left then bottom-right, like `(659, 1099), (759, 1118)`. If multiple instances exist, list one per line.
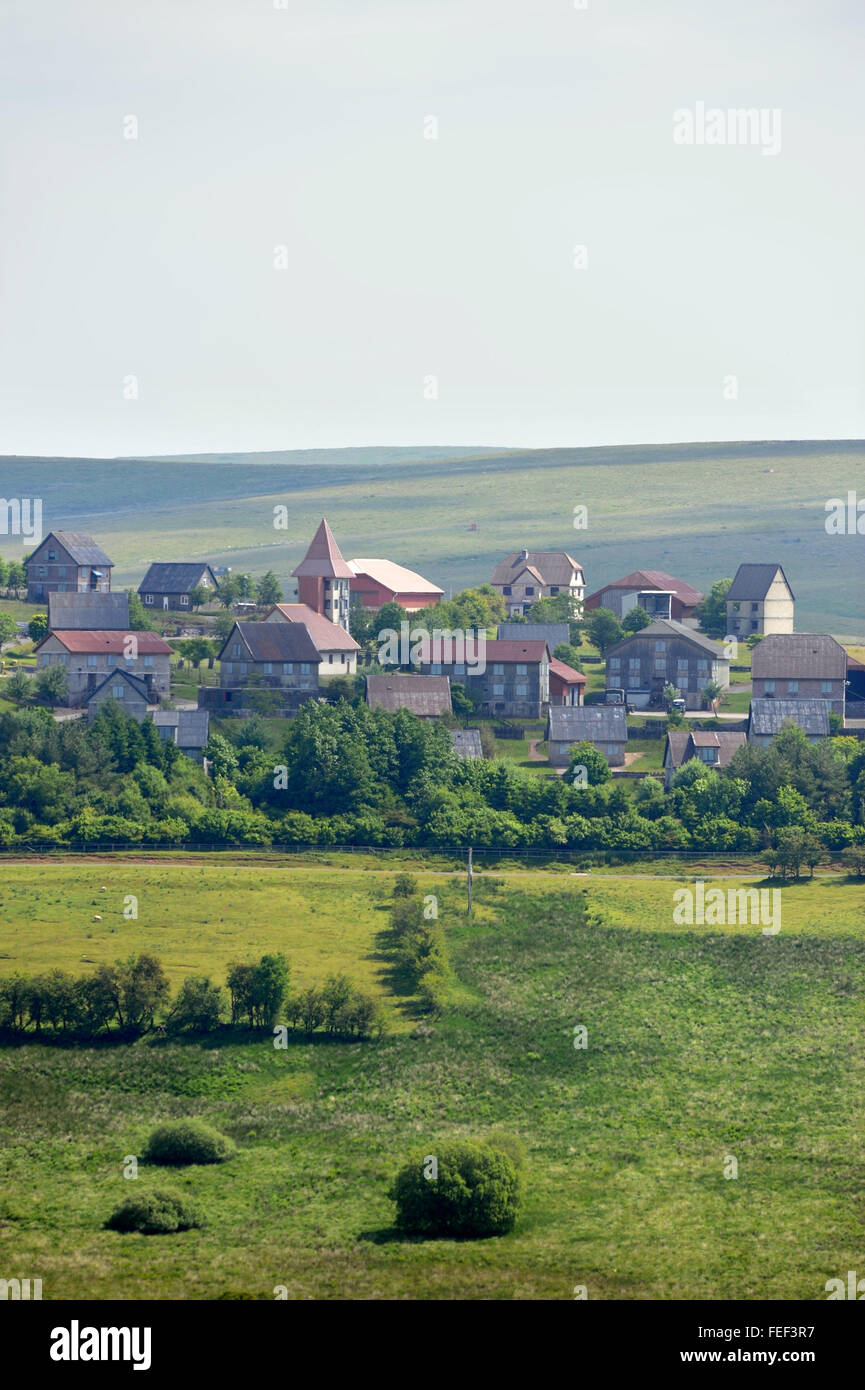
(138, 562), (217, 595)
(751, 633), (847, 680)
(42, 630), (173, 654)
(727, 563), (794, 602)
(365, 674), (452, 716)
(547, 704), (627, 743)
(29, 531), (113, 568)
(497, 622), (570, 646)
(153, 709), (210, 747)
(664, 729), (746, 770)
(749, 698), (830, 736)
(664, 729), (691, 768)
(491, 551), (584, 587)
(84, 669), (150, 703)
(585, 570), (703, 607)
(607, 619), (724, 658)
(425, 638), (549, 664)
(48, 591), (130, 630)
(347, 558), (443, 597)
(549, 657), (587, 686)
(219, 622), (321, 664)
(264, 604), (360, 652)
(292, 518), (353, 579)
(450, 729), (483, 759)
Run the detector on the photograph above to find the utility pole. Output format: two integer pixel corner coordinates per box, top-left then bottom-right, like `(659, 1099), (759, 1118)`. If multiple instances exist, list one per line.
(467, 845), (473, 914)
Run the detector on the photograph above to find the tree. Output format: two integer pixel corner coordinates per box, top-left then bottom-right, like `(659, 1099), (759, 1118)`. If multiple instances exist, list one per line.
(622, 606), (651, 633)
(5, 669), (33, 702)
(694, 578), (732, 639)
(255, 571), (284, 607)
(34, 665), (69, 706)
(0, 611), (19, 646)
(27, 613), (48, 643)
(126, 589), (156, 631)
(187, 584), (209, 611)
(450, 683), (475, 720)
(217, 574), (242, 608)
(6, 561), (26, 593)
(701, 679), (724, 715)
(567, 740), (611, 786)
(585, 608), (623, 655)
(166, 976), (226, 1032)
(176, 638), (214, 681)
(552, 642), (583, 669)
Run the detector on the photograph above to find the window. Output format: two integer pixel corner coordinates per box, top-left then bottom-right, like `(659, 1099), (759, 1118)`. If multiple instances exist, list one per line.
(493, 664), (504, 675)
(655, 642), (666, 652)
(87, 654), (98, 667)
(751, 603), (759, 612)
(300, 662), (310, 675)
(677, 657), (688, 668)
(492, 683), (505, 696)
(143, 655), (153, 667)
(283, 662), (294, 674)
(223, 662), (232, 674)
(112, 685), (125, 699)
(750, 621), (758, 631)
(57, 583), (66, 592)
(144, 593), (154, 605)
(525, 587), (534, 596)
(516, 663), (527, 675)
(107, 654), (117, 667)
(699, 747), (718, 763)
(503, 586), (511, 596)
(787, 680), (798, 693)
(57, 565), (66, 577)
(516, 683), (528, 697)
(180, 594), (189, 606)
(764, 680), (775, 693)
(654, 659), (666, 672)
(233, 643), (242, 656)
(262, 662), (273, 675)
(454, 664), (465, 676)
(609, 657), (620, 669)
(431, 663), (442, 675)
(550, 586), (559, 595)
(38, 565), (45, 576)
(80, 567), (88, 578)
(821, 680), (833, 694)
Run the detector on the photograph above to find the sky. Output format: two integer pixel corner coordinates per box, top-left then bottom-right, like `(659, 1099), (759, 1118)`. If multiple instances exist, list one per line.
(1, 0), (863, 457)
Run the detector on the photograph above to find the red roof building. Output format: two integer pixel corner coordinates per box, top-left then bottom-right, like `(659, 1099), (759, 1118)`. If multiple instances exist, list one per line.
(549, 657), (587, 707)
(291, 519), (353, 632)
(583, 570), (702, 621)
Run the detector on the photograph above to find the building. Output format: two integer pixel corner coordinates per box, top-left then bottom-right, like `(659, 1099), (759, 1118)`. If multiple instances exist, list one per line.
(34, 629), (172, 705)
(48, 591), (130, 631)
(548, 657), (587, 706)
(152, 709), (210, 763)
(217, 621), (321, 692)
(450, 729), (483, 759)
(748, 698), (831, 747)
(663, 729), (747, 789)
(418, 638), (550, 718)
(497, 622), (571, 648)
(547, 705), (627, 767)
(605, 620), (729, 710)
(583, 570), (702, 622)
(291, 518), (353, 633)
(26, 532), (113, 603)
(365, 674), (452, 716)
(490, 550), (585, 617)
(138, 562), (219, 612)
(263, 603), (360, 675)
(85, 669), (150, 723)
(347, 558), (443, 612)
(726, 563), (794, 637)
(750, 633), (847, 720)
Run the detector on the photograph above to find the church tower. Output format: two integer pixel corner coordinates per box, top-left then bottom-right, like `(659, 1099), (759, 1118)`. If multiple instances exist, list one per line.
(291, 518), (353, 632)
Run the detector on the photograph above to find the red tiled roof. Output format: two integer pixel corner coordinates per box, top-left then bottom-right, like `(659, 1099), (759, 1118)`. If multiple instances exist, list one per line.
(585, 570), (703, 607)
(549, 657), (587, 685)
(45, 630), (173, 654)
(291, 518), (353, 579)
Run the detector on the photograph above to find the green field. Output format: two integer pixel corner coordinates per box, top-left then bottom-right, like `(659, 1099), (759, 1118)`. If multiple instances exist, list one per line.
(1, 440), (863, 636)
(1, 859), (864, 1300)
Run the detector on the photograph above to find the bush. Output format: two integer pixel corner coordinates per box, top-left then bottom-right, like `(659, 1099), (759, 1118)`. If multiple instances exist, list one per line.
(392, 872), (418, 898)
(143, 1120), (235, 1166)
(105, 1190), (202, 1235)
(389, 1140), (522, 1238)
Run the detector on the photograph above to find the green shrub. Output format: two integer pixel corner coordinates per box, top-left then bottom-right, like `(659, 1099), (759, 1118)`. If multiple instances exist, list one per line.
(392, 872), (418, 898)
(389, 1140), (522, 1238)
(143, 1119), (235, 1166)
(104, 1190), (202, 1235)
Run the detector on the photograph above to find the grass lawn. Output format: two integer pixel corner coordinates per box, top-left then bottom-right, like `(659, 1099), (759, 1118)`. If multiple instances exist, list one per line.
(623, 736), (665, 770)
(2, 861), (864, 1299)
(719, 689), (752, 714)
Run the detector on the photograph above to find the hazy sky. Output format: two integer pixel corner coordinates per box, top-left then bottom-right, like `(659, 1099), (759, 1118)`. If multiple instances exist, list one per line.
(1, 0), (863, 457)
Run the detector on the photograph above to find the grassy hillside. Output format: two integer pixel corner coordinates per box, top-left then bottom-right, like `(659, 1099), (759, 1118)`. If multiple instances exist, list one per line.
(2, 863), (864, 1300)
(1, 440), (862, 636)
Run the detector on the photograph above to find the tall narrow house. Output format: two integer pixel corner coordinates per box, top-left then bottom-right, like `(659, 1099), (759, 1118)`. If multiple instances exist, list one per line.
(291, 518), (353, 633)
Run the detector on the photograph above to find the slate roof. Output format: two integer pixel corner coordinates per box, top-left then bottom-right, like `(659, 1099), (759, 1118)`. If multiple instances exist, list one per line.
(497, 622), (570, 646)
(138, 562), (217, 595)
(749, 698), (831, 736)
(347, 559), (443, 597)
(219, 622), (321, 664)
(48, 592), (130, 630)
(292, 519), (353, 579)
(751, 633), (847, 680)
(153, 709), (210, 748)
(365, 674), (452, 716)
(450, 729), (483, 759)
(585, 569), (703, 607)
(491, 551), (584, 586)
(727, 563), (793, 602)
(265, 604), (360, 652)
(31, 531), (113, 568)
(547, 705), (627, 743)
(43, 630), (172, 654)
(607, 619), (724, 659)
(84, 669), (150, 703)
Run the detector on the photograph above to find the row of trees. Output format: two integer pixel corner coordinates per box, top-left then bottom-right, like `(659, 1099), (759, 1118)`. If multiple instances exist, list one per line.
(0, 950), (383, 1040)
(388, 873), (449, 1012)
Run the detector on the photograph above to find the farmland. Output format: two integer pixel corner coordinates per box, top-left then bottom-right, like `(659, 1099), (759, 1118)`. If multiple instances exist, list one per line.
(1, 859), (864, 1300)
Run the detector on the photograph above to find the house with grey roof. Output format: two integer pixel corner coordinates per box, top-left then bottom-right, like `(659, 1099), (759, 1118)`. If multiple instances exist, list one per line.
(605, 620), (729, 710)
(26, 531), (113, 603)
(490, 550), (585, 617)
(748, 698), (831, 747)
(726, 563), (794, 637)
(138, 562), (219, 612)
(751, 633), (847, 719)
(663, 728), (747, 789)
(216, 621), (320, 691)
(365, 674), (452, 717)
(547, 704), (627, 767)
(85, 669), (151, 724)
(584, 570), (703, 622)
(152, 709), (210, 762)
(450, 729), (483, 759)
(48, 591), (130, 632)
